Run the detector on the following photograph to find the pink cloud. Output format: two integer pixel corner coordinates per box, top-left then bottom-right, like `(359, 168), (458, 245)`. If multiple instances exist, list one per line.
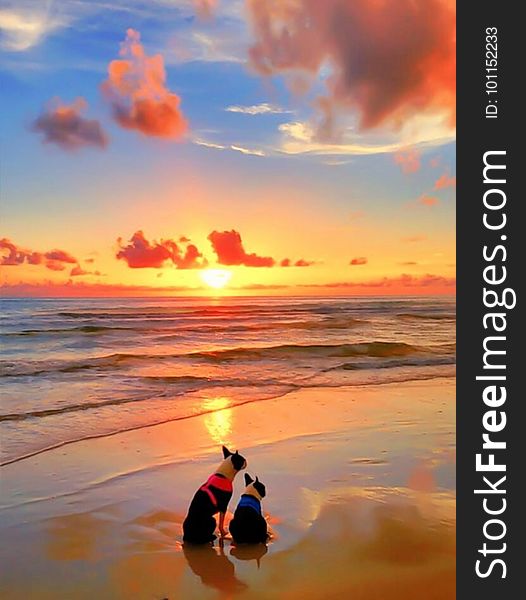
(208, 230), (275, 267)
(101, 29), (188, 139)
(70, 265), (102, 277)
(247, 0), (455, 136)
(44, 250), (77, 264)
(434, 173), (456, 189)
(394, 149), (420, 174)
(418, 195), (439, 207)
(194, 0), (218, 19)
(1, 238), (77, 269)
(45, 260), (67, 271)
(350, 257), (367, 266)
(32, 98), (108, 150)
(116, 230), (206, 269)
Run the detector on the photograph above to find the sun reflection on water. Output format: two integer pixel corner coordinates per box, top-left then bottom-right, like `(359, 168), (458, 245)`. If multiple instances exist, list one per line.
(203, 397), (233, 445)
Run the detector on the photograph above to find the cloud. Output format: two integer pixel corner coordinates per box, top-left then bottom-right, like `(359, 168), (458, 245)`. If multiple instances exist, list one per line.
(208, 230), (275, 267)
(1, 238), (34, 265)
(247, 0), (455, 137)
(0, 6), (66, 51)
(350, 257), (367, 266)
(1, 238), (79, 270)
(70, 265), (102, 277)
(299, 273), (455, 289)
(45, 260), (67, 272)
(230, 145), (266, 156)
(32, 98), (108, 150)
(277, 120), (450, 156)
(398, 261), (418, 266)
(194, 139), (266, 156)
(101, 29), (188, 139)
(418, 195), (439, 207)
(116, 230), (206, 269)
(44, 249), (77, 264)
(225, 103), (292, 115)
(434, 173), (456, 190)
(0, 280), (204, 298)
(281, 258), (314, 267)
(394, 149), (420, 174)
(194, 0), (218, 20)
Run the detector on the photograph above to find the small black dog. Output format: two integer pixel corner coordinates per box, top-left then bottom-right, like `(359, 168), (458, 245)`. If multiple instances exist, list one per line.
(183, 445), (247, 544)
(229, 473), (268, 544)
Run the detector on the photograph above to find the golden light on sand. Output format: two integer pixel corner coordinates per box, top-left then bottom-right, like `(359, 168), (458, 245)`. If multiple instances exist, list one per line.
(200, 269), (232, 290)
(203, 397), (232, 444)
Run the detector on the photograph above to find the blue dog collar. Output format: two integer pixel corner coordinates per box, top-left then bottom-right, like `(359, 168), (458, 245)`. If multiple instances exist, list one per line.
(238, 494), (261, 515)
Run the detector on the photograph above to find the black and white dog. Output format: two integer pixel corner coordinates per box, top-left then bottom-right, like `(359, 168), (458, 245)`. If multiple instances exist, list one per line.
(183, 445), (247, 544)
(229, 473), (268, 544)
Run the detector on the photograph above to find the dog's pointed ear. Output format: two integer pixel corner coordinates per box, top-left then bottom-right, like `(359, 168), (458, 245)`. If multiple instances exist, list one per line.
(255, 476), (259, 482)
(244, 473), (254, 486)
(222, 445), (232, 458)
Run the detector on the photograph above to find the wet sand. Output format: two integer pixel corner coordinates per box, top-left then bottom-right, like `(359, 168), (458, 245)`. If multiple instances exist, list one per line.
(0, 378), (455, 599)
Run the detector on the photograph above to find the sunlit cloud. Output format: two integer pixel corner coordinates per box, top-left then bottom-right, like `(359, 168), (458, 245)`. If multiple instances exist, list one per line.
(1, 238), (80, 271)
(394, 149), (421, 174)
(418, 195), (440, 207)
(350, 257), (367, 266)
(281, 258), (314, 267)
(101, 29), (188, 139)
(208, 230), (275, 267)
(247, 0), (455, 140)
(277, 118), (454, 157)
(434, 173), (456, 190)
(299, 273), (455, 289)
(116, 231), (206, 269)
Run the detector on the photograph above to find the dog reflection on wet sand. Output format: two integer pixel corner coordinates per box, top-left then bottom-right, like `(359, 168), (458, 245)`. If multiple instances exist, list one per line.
(183, 540), (247, 594)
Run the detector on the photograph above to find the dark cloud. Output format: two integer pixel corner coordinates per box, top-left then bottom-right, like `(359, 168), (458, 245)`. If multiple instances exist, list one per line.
(281, 258), (314, 267)
(32, 98), (108, 150)
(350, 257), (367, 266)
(247, 0), (455, 137)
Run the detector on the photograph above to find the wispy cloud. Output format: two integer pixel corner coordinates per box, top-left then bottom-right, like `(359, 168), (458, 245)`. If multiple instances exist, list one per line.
(0, 4), (67, 51)
(225, 103), (292, 115)
(194, 138), (266, 157)
(277, 120), (453, 157)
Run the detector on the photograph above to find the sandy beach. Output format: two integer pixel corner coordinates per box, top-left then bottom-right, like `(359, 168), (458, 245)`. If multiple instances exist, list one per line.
(0, 377), (455, 599)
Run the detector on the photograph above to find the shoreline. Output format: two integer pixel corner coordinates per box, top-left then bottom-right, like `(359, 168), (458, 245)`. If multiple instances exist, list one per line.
(1, 371), (454, 468)
(0, 378), (455, 599)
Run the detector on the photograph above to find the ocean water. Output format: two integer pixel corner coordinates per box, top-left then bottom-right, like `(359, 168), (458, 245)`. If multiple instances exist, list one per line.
(0, 296), (455, 465)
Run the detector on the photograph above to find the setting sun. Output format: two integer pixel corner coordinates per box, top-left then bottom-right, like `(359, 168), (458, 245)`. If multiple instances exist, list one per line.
(200, 269), (232, 289)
